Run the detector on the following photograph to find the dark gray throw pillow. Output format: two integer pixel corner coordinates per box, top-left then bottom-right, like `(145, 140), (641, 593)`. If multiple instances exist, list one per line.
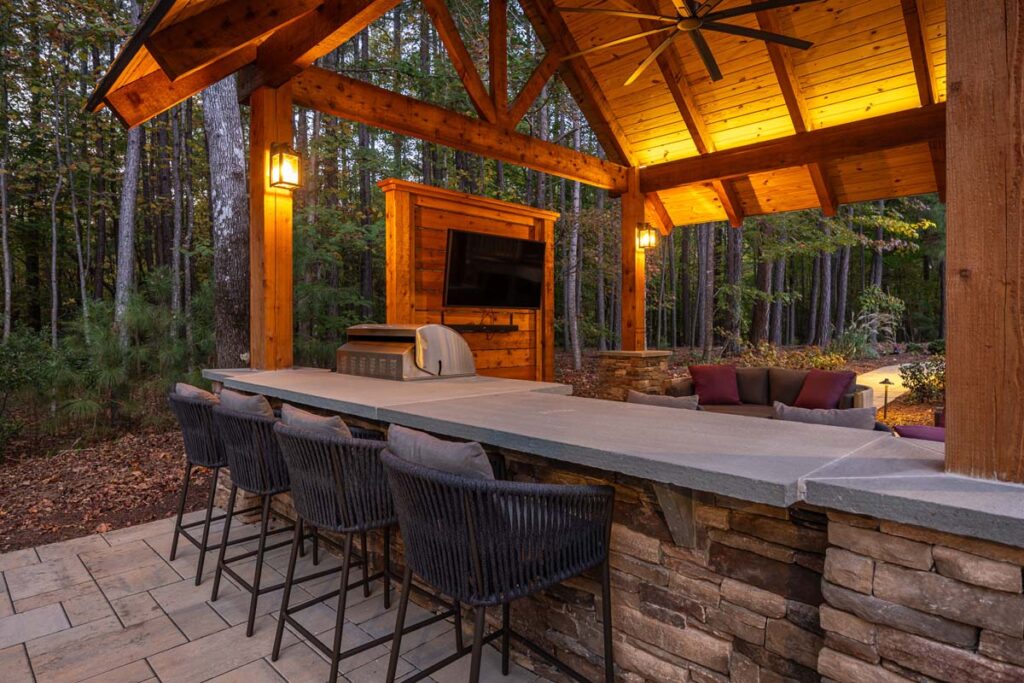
(387, 425), (494, 480)
(219, 388), (274, 418)
(627, 390), (700, 411)
(175, 382), (219, 404)
(281, 403), (352, 438)
(772, 401), (877, 430)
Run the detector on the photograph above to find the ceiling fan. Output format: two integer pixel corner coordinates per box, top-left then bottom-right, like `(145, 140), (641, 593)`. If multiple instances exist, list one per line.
(561, 0), (817, 85)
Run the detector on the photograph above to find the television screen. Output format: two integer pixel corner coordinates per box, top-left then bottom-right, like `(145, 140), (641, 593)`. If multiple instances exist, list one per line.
(443, 229), (545, 309)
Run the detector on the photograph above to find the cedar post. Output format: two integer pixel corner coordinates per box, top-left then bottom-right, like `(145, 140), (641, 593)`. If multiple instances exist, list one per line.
(248, 85), (295, 370)
(944, 0), (1024, 482)
(621, 167), (646, 351)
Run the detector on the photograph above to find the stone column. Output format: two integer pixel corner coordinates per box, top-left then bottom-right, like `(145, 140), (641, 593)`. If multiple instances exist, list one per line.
(596, 350), (671, 401)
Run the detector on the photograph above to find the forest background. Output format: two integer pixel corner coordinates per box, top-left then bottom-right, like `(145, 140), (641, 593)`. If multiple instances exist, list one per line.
(0, 0), (946, 451)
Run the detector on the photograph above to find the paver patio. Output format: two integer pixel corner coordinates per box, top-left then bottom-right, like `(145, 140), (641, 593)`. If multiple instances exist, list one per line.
(0, 512), (551, 682)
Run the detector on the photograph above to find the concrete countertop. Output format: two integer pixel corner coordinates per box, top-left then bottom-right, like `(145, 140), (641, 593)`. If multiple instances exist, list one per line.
(202, 368), (1024, 548)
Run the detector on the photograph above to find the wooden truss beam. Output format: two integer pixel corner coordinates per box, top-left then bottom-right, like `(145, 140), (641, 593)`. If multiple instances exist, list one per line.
(756, 4), (837, 216)
(900, 0), (945, 201)
(645, 194), (674, 236)
(490, 0), (509, 116)
(423, 0), (497, 123)
(145, 0), (320, 81)
(640, 104), (946, 193)
(507, 50), (561, 125)
(292, 66), (628, 190)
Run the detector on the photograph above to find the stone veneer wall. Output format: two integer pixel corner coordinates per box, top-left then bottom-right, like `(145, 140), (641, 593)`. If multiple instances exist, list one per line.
(595, 351), (671, 401)
(818, 511), (1024, 683)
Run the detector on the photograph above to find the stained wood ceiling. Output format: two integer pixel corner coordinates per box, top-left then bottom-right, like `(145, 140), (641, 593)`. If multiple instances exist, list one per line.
(90, 0), (947, 227)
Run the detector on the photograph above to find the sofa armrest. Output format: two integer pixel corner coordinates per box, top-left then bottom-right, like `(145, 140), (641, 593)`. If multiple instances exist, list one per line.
(840, 384), (874, 409)
(666, 377), (695, 397)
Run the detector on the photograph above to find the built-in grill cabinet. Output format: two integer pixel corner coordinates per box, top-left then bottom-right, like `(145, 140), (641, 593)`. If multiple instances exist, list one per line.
(336, 324), (476, 381)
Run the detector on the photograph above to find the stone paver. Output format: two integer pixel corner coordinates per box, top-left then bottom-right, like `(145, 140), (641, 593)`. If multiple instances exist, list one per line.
(0, 515), (551, 682)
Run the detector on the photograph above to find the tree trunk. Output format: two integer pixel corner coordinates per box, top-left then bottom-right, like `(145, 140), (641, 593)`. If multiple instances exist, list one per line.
(751, 222), (773, 345)
(204, 76), (249, 367)
(170, 104), (183, 321)
(114, 82), (143, 347)
(596, 191), (607, 351)
(807, 254), (821, 345)
(681, 226), (692, 347)
(771, 252), (786, 346)
(0, 78), (10, 341)
(836, 245), (851, 336)
(725, 225), (743, 353)
(872, 199), (885, 287)
(702, 223), (715, 361)
(817, 222), (834, 346)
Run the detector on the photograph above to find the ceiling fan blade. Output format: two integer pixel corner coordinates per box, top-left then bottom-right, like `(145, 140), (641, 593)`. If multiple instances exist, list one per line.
(695, 0), (727, 17)
(702, 21), (813, 49)
(625, 29), (681, 86)
(559, 7), (678, 23)
(563, 26), (677, 60)
(688, 30), (723, 81)
(706, 0), (818, 22)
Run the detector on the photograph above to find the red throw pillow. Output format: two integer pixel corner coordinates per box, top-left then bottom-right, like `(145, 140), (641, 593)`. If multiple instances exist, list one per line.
(688, 364), (742, 405)
(793, 369), (856, 410)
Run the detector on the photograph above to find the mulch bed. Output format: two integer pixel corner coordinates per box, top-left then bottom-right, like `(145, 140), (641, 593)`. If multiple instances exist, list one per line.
(0, 430), (212, 553)
(880, 394), (940, 428)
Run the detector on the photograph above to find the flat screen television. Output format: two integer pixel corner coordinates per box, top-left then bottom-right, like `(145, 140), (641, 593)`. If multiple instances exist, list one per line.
(443, 229), (545, 309)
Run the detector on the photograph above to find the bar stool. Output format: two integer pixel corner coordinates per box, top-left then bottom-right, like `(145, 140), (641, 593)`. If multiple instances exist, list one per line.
(272, 422), (461, 681)
(210, 405), (330, 637)
(167, 391), (259, 586)
(381, 450), (616, 683)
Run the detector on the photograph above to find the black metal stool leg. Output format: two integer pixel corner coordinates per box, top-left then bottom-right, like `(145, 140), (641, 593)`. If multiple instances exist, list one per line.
(454, 600), (464, 651)
(501, 603), (511, 675)
(385, 566), (413, 683)
(211, 484), (237, 602)
(361, 531), (370, 598)
(312, 526), (319, 566)
(246, 494), (273, 637)
(194, 466), (220, 586)
(601, 558), (614, 683)
(169, 462), (193, 561)
(272, 521), (304, 661)
(328, 533), (355, 682)
(382, 526), (391, 609)
(469, 606), (487, 683)
(297, 518), (306, 558)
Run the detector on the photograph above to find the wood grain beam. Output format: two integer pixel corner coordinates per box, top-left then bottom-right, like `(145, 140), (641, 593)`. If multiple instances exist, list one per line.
(640, 104), (946, 193)
(519, 0), (635, 165)
(292, 66), (628, 190)
(507, 50), (561, 125)
(645, 194), (674, 236)
(711, 180), (745, 227)
(756, 3), (837, 216)
(490, 0), (508, 115)
(240, 0), (400, 96)
(145, 0), (320, 81)
(621, 167), (646, 350)
(900, 0), (944, 201)
(423, 0), (497, 123)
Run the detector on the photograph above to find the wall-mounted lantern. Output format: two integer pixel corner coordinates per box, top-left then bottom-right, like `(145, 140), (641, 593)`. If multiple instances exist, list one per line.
(269, 143), (302, 191)
(636, 223), (658, 250)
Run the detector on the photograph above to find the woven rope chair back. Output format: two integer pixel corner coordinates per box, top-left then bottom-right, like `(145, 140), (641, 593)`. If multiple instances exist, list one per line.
(168, 393), (226, 469)
(381, 449), (615, 607)
(211, 406), (290, 495)
(274, 423), (396, 534)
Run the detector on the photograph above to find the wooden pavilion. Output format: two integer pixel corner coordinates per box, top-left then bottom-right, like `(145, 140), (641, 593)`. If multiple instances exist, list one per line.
(88, 0), (1023, 483)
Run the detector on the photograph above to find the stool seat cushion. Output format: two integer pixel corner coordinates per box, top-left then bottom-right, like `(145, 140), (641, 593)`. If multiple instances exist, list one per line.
(281, 403), (352, 438)
(219, 388), (274, 418)
(176, 382), (219, 404)
(627, 390), (699, 410)
(387, 425), (494, 480)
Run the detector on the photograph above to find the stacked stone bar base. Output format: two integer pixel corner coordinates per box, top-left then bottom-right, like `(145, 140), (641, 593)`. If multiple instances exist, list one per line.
(596, 350), (672, 401)
(220, 447), (1024, 683)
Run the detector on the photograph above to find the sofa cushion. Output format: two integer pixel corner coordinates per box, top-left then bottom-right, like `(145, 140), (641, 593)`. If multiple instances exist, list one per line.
(701, 404), (776, 419)
(688, 365), (741, 405)
(627, 390), (700, 410)
(387, 425), (494, 480)
(219, 388), (274, 418)
(773, 402), (877, 430)
(768, 368), (809, 406)
(894, 425), (946, 442)
(175, 382), (219, 404)
(794, 369), (857, 410)
(736, 367), (769, 405)
(281, 403), (352, 439)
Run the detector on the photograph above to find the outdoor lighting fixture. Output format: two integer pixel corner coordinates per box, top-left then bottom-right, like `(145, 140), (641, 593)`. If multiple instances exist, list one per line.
(637, 223), (658, 250)
(269, 143), (302, 191)
(880, 377), (893, 420)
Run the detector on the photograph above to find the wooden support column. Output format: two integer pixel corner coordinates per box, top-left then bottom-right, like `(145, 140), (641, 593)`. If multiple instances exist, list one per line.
(248, 85), (294, 370)
(945, 0), (1024, 482)
(621, 167), (646, 351)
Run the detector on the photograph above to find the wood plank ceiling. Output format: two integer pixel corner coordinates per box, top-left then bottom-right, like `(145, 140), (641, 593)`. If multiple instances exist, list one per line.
(89, 0), (947, 227)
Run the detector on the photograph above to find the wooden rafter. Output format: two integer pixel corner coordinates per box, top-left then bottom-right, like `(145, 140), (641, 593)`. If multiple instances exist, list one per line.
(519, 0), (635, 165)
(241, 0), (401, 95)
(292, 66), (628, 190)
(423, 0), (497, 123)
(507, 50), (561, 125)
(900, 0), (945, 201)
(145, 0), (321, 81)
(490, 0), (509, 116)
(640, 104), (946, 193)
(756, 4), (838, 216)
(645, 194), (674, 236)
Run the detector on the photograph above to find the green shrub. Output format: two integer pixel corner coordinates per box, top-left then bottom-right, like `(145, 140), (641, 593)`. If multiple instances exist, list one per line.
(738, 343), (848, 371)
(0, 331), (52, 457)
(899, 357), (945, 404)
(927, 339), (946, 355)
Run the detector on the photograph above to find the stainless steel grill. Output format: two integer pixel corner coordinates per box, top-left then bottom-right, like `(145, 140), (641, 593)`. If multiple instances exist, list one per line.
(335, 324), (476, 381)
